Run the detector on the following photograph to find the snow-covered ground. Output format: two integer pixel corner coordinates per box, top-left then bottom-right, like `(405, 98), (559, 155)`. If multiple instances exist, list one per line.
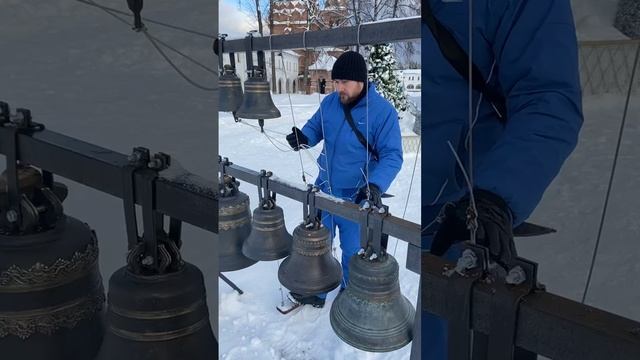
(219, 93), (421, 359)
(572, 0), (629, 40)
(524, 91), (640, 322)
(0, 0), (219, 336)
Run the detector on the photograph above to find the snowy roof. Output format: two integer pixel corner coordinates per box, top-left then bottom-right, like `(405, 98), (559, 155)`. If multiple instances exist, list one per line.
(309, 53), (337, 71)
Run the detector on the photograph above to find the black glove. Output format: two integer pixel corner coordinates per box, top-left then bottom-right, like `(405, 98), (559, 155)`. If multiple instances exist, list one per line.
(286, 127), (308, 151)
(431, 189), (517, 268)
(354, 183), (384, 210)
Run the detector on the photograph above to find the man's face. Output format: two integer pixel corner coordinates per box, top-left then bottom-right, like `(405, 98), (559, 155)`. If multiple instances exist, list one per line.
(333, 80), (364, 104)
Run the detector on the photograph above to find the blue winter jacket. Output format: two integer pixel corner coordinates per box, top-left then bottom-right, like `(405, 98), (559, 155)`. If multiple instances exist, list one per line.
(301, 82), (403, 196)
(422, 0), (583, 232)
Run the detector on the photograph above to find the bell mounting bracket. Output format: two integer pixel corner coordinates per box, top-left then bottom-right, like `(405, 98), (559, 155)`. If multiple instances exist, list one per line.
(302, 184), (320, 228)
(218, 156), (239, 197)
(257, 169), (275, 210)
(484, 256), (540, 360)
(443, 243), (490, 359)
(0, 103), (49, 233)
(123, 147), (184, 275)
(358, 204), (389, 261)
(216, 34), (227, 70)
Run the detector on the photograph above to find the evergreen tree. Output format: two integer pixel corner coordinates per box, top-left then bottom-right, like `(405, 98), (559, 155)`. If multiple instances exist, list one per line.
(367, 43), (409, 112)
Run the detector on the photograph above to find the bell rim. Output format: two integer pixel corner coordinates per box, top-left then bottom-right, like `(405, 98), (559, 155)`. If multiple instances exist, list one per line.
(277, 256), (342, 296)
(329, 294), (415, 352)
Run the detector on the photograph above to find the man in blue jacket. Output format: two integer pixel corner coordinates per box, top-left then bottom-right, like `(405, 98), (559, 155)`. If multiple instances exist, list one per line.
(286, 51), (404, 308)
(422, 0), (583, 358)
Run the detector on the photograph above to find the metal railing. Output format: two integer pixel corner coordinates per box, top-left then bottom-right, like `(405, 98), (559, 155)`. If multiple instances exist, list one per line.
(579, 40), (640, 96)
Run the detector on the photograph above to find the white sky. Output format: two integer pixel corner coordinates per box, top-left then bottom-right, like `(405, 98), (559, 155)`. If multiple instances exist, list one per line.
(220, 0), (255, 38)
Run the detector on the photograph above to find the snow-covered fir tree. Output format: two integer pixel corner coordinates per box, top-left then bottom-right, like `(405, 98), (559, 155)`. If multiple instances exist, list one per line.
(367, 43), (409, 112)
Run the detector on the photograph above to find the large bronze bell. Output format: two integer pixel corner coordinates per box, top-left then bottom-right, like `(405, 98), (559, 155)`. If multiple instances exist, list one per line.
(219, 65), (243, 112)
(219, 176), (257, 271)
(96, 262), (217, 360)
(242, 203), (292, 261)
(278, 222), (342, 296)
(330, 253), (415, 352)
(235, 68), (281, 120)
(0, 167), (105, 360)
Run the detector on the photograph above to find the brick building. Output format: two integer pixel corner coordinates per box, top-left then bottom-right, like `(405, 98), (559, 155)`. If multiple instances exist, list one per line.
(269, 0), (349, 93)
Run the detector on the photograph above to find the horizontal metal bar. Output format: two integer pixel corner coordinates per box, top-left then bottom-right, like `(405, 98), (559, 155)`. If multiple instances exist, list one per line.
(422, 253), (640, 360)
(224, 162), (420, 248)
(0, 128), (216, 233)
(579, 39), (640, 47)
(221, 17), (421, 53)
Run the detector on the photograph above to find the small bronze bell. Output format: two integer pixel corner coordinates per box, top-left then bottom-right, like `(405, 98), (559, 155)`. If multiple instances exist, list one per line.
(218, 176), (257, 272)
(235, 67), (281, 120)
(330, 253), (415, 352)
(278, 222), (342, 296)
(219, 65), (243, 112)
(242, 170), (292, 261)
(242, 202), (292, 261)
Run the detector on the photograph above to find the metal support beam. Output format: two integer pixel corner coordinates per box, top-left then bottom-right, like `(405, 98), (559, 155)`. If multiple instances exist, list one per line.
(0, 127), (217, 233)
(221, 17), (421, 53)
(224, 161), (420, 249)
(422, 252), (640, 360)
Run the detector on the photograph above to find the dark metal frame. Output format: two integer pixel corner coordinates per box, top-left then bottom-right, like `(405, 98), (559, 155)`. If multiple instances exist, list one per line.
(219, 17), (421, 53)
(422, 252), (640, 359)
(0, 116), (216, 233)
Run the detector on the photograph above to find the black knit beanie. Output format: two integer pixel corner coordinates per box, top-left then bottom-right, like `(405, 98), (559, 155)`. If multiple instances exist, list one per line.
(331, 51), (368, 83)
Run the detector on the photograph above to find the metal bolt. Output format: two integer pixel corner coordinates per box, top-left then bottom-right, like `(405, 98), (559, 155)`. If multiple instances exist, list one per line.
(5, 210), (18, 223)
(128, 153), (141, 164)
(506, 265), (527, 285)
(141, 256), (154, 266)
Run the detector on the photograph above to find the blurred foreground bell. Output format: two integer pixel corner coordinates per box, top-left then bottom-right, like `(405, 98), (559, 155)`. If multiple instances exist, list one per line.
(96, 262), (217, 360)
(235, 68), (281, 119)
(278, 222), (341, 295)
(219, 177), (257, 271)
(330, 253), (415, 352)
(0, 167), (105, 360)
(242, 201), (292, 261)
(219, 65), (243, 112)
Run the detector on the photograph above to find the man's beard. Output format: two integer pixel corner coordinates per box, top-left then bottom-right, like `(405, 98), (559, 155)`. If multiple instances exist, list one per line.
(339, 92), (358, 104)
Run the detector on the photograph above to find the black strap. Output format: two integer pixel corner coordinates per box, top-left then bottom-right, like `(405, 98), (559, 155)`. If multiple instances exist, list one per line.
(424, 1), (507, 121)
(343, 106), (379, 161)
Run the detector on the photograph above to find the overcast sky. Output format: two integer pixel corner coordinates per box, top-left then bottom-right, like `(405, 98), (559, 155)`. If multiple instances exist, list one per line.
(220, 0), (254, 38)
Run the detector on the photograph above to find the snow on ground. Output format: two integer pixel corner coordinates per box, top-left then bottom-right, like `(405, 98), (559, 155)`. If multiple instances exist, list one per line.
(571, 0), (629, 40)
(524, 91), (640, 322)
(219, 93), (421, 359)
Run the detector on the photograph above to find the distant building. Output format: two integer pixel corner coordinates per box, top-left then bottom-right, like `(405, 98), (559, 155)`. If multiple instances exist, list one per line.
(401, 69), (421, 92)
(308, 53), (337, 93)
(223, 50), (300, 94)
(270, 0), (349, 93)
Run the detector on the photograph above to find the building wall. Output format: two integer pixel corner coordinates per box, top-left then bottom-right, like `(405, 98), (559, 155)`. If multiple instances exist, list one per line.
(223, 50), (300, 94)
(402, 70), (421, 92)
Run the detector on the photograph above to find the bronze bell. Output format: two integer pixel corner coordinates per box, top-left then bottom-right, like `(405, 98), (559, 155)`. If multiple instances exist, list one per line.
(235, 68), (281, 120)
(242, 202), (292, 261)
(218, 177), (257, 271)
(0, 167), (105, 360)
(219, 65), (243, 112)
(96, 262), (217, 360)
(330, 253), (415, 352)
(278, 222), (342, 296)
